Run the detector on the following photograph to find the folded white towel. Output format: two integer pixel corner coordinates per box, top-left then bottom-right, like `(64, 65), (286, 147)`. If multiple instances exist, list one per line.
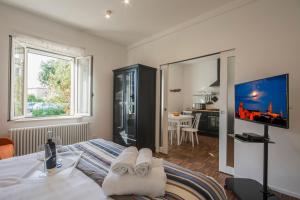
(103, 163), (167, 197)
(152, 158), (163, 167)
(135, 148), (153, 177)
(111, 146), (138, 175)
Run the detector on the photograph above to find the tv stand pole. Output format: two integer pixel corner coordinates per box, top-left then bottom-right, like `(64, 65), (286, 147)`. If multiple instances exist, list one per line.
(224, 124), (278, 200)
(263, 125), (270, 198)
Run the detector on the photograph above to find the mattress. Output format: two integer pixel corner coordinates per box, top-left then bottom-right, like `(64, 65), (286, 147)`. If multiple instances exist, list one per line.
(68, 139), (227, 200)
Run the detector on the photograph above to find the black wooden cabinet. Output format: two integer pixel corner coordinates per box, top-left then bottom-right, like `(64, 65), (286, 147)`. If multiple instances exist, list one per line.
(197, 111), (219, 136)
(113, 64), (156, 151)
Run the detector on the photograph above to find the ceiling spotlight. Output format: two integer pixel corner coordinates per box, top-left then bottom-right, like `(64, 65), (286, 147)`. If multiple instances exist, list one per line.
(105, 10), (112, 19)
(123, 0), (130, 5)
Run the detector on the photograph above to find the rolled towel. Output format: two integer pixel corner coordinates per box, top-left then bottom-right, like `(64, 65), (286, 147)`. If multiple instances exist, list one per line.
(102, 164), (167, 197)
(111, 146), (138, 175)
(135, 148), (153, 177)
(152, 158), (163, 167)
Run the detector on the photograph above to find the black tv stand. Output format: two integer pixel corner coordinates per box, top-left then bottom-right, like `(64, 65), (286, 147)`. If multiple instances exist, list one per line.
(225, 125), (279, 200)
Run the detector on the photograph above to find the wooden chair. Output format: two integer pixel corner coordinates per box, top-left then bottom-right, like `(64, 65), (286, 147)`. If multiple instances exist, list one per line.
(180, 113), (202, 147)
(168, 121), (177, 145)
(178, 120), (192, 140)
(0, 138), (14, 159)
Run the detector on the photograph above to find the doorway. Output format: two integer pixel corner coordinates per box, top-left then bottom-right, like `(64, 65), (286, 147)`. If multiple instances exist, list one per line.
(159, 50), (235, 175)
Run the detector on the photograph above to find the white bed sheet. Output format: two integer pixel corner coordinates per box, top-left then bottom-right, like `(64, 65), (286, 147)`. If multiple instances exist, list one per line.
(0, 154), (109, 200)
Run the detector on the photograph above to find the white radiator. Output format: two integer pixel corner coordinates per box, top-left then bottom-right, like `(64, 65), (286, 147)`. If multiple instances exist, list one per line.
(9, 122), (89, 156)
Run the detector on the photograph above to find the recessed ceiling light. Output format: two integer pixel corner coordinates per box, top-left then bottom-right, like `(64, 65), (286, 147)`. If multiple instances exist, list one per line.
(123, 0), (130, 5)
(105, 10), (112, 19)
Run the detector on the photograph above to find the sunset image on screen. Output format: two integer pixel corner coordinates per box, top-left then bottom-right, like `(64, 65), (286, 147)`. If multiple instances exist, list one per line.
(235, 74), (288, 128)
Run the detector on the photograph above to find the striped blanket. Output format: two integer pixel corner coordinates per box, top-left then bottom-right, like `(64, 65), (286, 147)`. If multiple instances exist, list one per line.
(67, 139), (227, 200)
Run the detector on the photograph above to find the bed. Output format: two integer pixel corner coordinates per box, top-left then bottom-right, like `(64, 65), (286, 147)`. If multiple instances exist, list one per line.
(0, 139), (227, 200)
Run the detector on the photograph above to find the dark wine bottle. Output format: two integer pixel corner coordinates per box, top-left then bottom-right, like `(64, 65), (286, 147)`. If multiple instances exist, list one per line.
(46, 138), (57, 169)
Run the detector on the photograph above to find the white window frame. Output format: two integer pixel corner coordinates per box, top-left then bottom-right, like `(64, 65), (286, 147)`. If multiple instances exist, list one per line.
(10, 38), (28, 120)
(9, 36), (93, 120)
(75, 56), (93, 117)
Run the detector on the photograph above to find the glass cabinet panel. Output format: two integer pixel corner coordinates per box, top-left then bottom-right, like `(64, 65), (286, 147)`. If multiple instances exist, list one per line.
(124, 70), (137, 144)
(114, 73), (124, 134)
(113, 69), (137, 146)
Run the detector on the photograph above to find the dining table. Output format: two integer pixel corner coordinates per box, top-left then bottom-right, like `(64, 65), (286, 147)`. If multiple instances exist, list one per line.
(168, 114), (194, 145)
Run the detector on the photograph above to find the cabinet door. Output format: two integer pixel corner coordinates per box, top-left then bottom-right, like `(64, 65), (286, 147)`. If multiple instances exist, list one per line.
(207, 113), (220, 133)
(198, 112), (208, 131)
(123, 69), (137, 146)
(208, 115), (217, 129)
(113, 72), (125, 143)
(113, 69), (137, 146)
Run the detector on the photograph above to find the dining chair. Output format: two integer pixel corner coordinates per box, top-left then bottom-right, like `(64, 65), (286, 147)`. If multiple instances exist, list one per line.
(168, 121), (177, 145)
(177, 120), (191, 143)
(180, 113), (202, 147)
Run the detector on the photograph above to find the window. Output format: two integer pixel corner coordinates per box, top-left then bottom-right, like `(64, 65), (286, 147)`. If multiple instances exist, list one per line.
(10, 36), (93, 120)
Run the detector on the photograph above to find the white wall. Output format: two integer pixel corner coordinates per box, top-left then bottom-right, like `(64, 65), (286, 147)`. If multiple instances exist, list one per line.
(168, 59), (219, 112)
(167, 64), (184, 112)
(0, 4), (126, 139)
(182, 60), (219, 109)
(127, 0), (300, 198)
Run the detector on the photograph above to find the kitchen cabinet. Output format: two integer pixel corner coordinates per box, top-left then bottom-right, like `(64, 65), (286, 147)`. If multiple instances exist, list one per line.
(196, 111), (219, 136)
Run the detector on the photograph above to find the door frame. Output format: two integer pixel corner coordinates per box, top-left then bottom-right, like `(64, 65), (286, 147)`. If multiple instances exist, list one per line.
(159, 64), (169, 154)
(219, 50), (235, 175)
(158, 49), (236, 175)
(159, 52), (226, 154)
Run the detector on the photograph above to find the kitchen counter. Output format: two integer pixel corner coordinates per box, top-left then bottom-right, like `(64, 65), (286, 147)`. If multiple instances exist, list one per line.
(185, 109), (219, 113)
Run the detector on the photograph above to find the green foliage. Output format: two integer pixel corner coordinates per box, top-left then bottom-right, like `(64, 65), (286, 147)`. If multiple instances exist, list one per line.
(39, 61), (56, 86)
(32, 107), (65, 117)
(27, 94), (44, 103)
(38, 59), (71, 114)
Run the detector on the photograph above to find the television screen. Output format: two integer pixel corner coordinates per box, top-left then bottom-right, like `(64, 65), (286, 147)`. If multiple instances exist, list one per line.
(235, 74), (289, 128)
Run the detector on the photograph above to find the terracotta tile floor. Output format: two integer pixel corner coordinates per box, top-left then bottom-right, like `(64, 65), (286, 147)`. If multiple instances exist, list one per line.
(156, 134), (298, 200)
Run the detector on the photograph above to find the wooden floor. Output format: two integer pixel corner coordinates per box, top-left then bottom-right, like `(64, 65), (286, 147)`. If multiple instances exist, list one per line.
(156, 134), (298, 200)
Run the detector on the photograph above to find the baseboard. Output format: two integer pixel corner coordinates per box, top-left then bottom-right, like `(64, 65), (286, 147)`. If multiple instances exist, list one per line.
(155, 147), (160, 153)
(159, 146), (168, 154)
(233, 174), (300, 199)
(269, 185), (300, 199)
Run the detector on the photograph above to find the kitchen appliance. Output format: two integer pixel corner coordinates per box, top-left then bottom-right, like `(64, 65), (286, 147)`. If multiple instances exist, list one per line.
(192, 103), (206, 110)
(206, 96), (213, 105)
(209, 58), (220, 87)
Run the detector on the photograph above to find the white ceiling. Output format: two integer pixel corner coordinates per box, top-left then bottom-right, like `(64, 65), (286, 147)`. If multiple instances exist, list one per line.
(0, 0), (236, 46)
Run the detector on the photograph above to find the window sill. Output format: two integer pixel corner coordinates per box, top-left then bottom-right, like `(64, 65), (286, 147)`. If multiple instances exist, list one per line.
(11, 115), (84, 122)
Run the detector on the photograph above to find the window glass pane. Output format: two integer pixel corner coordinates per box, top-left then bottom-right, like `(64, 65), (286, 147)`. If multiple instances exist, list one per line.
(13, 43), (25, 117)
(124, 70), (136, 142)
(77, 58), (91, 114)
(27, 51), (72, 117)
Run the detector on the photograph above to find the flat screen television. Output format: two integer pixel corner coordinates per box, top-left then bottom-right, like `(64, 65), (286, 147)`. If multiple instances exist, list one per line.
(235, 74), (289, 129)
